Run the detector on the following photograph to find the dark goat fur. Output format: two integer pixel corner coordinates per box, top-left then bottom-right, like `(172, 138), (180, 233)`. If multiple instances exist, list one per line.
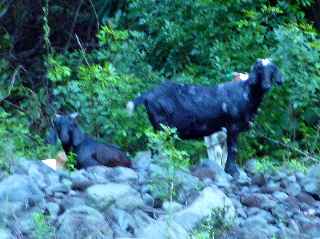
(46, 113), (131, 169)
(128, 59), (283, 176)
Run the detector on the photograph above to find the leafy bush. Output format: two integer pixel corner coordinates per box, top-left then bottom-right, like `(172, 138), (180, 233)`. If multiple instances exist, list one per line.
(0, 0), (319, 167)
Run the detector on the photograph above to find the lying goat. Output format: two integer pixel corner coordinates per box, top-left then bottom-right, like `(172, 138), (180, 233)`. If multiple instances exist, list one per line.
(127, 59), (283, 176)
(46, 113), (131, 169)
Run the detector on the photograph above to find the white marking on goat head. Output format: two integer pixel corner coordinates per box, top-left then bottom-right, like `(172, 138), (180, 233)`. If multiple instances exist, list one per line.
(261, 58), (272, 66)
(70, 112), (79, 119)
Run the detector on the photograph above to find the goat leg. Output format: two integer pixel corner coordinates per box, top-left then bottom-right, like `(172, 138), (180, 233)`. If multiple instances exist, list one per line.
(225, 131), (240, 177)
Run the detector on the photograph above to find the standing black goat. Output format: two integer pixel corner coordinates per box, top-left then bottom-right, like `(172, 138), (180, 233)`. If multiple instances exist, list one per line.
(46, 113), (132, 169)
(127, 59), (283, 176)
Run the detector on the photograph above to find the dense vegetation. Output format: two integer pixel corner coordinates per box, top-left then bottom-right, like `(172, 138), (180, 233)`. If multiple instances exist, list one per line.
(0, 0), (319, 167)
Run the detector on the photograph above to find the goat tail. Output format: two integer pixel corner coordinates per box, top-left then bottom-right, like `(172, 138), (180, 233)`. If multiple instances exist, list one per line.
(126, 94), (145, 116)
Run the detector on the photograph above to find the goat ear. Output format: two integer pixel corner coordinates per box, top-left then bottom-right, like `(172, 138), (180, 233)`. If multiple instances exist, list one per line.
(273, 66), (284, 85)
(46, 128), (58, 144)
(70, 112), (79, 119)
(71, 126), (84, 146)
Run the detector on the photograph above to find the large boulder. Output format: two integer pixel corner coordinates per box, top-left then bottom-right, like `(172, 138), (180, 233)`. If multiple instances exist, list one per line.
(174, 186), (235, 231)
(138, 220), (189, 239)
(0, 174), (44, 205)
(0, 228), (14, 239)
(56, 206), (113, 239)
(191, 160), (231, 188)
(86, 183), (143, 210)
(302, 164), (320, 198)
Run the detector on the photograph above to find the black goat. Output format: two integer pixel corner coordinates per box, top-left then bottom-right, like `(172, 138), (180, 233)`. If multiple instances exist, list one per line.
(46, 113), (132, 169)
(127, 59), (283, 176)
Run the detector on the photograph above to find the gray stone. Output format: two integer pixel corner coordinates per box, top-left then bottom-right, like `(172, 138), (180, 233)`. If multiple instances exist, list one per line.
(132, 209), (155, 230)
(132, 151), (152, 171)
(191, 159), (231, 187)
(272, 191), (289, 201)
(11, 158), (60, 188)
(110, 167), (138, 182)
(0, 228), (14, 239)
(162, 201), (183, 212)
(240, 193), (266, 208)
(86, 183), (142, 210)
(84, 166), (111, 184)
(60, 196), (87, 211)
(252, 174), (267, 187)
(236, 169), (251, 185)
(244, 159), (258, 174)
(302, 164), (320, 197)
(260, 181), (280, 194)
(0, 174), (44, 206)
(45, 202), (60, 218)
(142, 193), (154, 207)
(70, 170), (93, 191)
(57, 206), (113, 239)
(138, 220), (188, 239)
(174, 186), (235, 231)
(110, 208), (136, 237)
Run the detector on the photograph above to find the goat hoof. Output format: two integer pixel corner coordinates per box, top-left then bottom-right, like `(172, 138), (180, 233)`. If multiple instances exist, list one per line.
(225, 164), (240, 178)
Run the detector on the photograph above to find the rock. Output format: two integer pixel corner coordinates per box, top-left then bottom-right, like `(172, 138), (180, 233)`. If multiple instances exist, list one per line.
(296, 192), (317, 205)
(142, 193), (154, 207)
(272, 191), (289, 201)
(260, 181), (280, 194)
(244, 159), (258, 174)
(110, 167), (138, 182)
(175, 170), (202, 204)
(301, 223), (320, 238)
(11, 158), (60, 189)
(57, 206), (113, 239)
(110, 208), (137, 237)
(174, 186), (235, 231)
(45, 202), (61, 218)
(138, 220), (188, 239)
(132, 151), (152, 171)
(236, 169), (251, 185)
(285, 182), (302, 196)
(70, 170), (93, 191)
(191, 160), (231, 187)
(240, 193), (266, 208)
(162, 201), (183, 212)
(60, 196), (87, 211)
(86, 183), (143, 210)
(0, 228), (14, 239)
(84, 166), (111, 184)
(251, 174), (267, 187)
(132, 209), (155, 230)
(302, 164), (320, 198)
(0, 175), (44, 206)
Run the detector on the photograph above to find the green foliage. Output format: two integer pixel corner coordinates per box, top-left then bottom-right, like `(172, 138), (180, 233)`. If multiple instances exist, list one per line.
(65, 151), (77, 171)
(191, 206), (234, 239)
(146, 125), (190, 201)
(0, 0), (319, 167)
(146, 125), (190, 169)
(32, 212), (55, 239)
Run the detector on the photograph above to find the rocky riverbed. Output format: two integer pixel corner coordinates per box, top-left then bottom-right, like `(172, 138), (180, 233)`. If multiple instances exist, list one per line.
(0, 152), (319, 239)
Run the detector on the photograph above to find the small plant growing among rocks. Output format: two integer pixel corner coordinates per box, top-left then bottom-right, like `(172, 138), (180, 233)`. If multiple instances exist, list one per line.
(191, 206), (234, 239)
(65, 151), (77, 171)
(146, 124), (190, 202)
(32, 212), (55, 239)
